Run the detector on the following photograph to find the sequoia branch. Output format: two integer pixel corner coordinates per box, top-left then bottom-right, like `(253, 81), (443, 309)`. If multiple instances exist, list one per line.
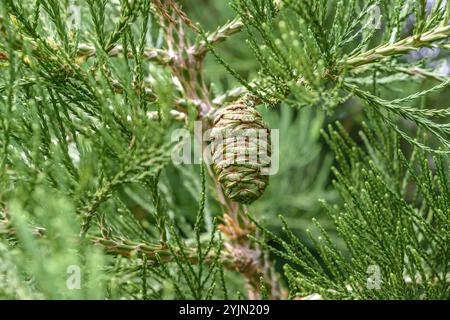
(345, 25), (450, 68)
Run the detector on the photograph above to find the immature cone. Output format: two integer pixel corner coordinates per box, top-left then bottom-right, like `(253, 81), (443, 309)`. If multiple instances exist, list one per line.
(210, 96), (271, 204)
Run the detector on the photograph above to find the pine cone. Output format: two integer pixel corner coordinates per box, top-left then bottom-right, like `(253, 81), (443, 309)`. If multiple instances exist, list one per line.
(210, 97), (271, 204)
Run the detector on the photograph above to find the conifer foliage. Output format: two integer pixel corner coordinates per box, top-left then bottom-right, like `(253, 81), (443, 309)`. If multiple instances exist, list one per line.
(0, 0), (449, 300)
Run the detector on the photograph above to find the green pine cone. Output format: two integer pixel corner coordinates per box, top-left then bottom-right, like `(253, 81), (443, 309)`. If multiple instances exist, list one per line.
(210, 97), (271, 204)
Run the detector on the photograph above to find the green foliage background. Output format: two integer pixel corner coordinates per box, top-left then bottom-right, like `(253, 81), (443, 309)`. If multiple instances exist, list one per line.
(0, 0), (449, 299)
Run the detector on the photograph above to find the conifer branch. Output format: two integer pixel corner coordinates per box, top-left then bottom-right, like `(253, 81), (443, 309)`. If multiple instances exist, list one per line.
(147, 2), (284, 298)
(79, 144), (172, 235)
(3, 0), (450, 301)
(345, 25), (450, 68)
(194, 18), (244, 57)
(0, 217), (276, 289)
(76, 44), (172, 66)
